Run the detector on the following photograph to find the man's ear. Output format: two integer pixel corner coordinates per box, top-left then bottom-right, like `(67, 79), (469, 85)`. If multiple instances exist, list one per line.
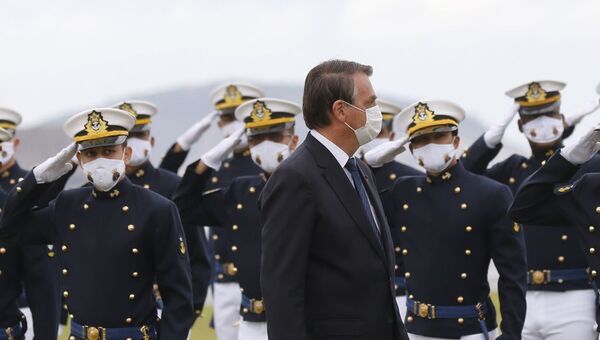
(389, 132), (395, 141)
(12, 137), (20, 150)
(517, 119), (523, 133)
(453, 135), (460, 149)
(124, 146), (132, 163)
(76, 152), (82, 164)
(289, 135), (300, 151)
(150, 136), (155, 147)
(331, 100), (347, 123)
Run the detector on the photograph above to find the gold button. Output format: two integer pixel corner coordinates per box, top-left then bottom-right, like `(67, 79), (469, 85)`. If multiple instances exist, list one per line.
(214, 254), (221, 260)
(561, 235), (568, 241)
(465, 226), (473, 232)
(454, 186), (461, 194)
(592, 270), (598, 277)
(132, 272), (139, 277)
(122, 205), (129, 212)
(125, 317), (132, 324)
(0, 247), (6, 254)
(83, 203), (89, 210)
(61, 245), (68, 252)
(129, 294), (135, 300)
(403, 204), (409, 211)
(590, 226), (596, 233)
(407, 316), (414, 322)
(394, 264), (398, 270)
(401, 226), (407, 232)
(16, 187), (22, 192)
(218, 273), (224, 280)
(224, 162), (230, 168)
(402, 249), (408, 255)
(212, 234), (219, 240)
(62, 269), (68, 275)
(69, 224), (76, 230)
(558, 256), (565, 262)
(541, 160), (547, 166)
(465, 249), (472, 256)
(18, 178), (23, 182)
(416, 187), (422, 193)
(460, 273), (467, 279)
(521, 162), (528, 169)
(70, 337), (75, 340)
(389, 173), (397, 181)
(394, 247), (401, 253)
(249, 187), (256, 193)
(132, 248), (139, 254)
(513, 223), (521, 232)
(409, 294), (414, 299)
(242, 308), (249, 314)
(457, 296), (464, 303)
(509, 177), (516, 184)
(128, 224), (135, 231)
(211, 177), (218, 183)
(460, 203), (467, 210)
(458, 318), (464, 324)
(232, 224), (239, 231)
(231, 245), (238, 252)
(143, 184), (150, 189)
(63, 291), (69, 298)
(591, 248), (596, 255)
(596, 207), (600, 214)
(404, 272), (411, 278)
(236, 203), (243, 210)
(558, 279), (564, 284)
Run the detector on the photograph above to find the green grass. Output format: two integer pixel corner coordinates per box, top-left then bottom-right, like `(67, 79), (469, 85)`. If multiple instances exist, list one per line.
(58, 306), (216, 340)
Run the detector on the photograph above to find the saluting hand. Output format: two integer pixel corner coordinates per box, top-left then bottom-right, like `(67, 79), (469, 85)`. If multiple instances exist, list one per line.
(561, 124), (600, 165)
(364, 135), (409, 168)
(33, 143), (77, 183)
(199, 127), (245, 172)
(176, 110), (220, 151)
(483, 103), (520, 148)
(564, 99), (600, 127)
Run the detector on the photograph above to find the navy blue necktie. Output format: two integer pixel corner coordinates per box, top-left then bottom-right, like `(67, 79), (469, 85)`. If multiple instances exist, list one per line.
(345, 158), (382, 243)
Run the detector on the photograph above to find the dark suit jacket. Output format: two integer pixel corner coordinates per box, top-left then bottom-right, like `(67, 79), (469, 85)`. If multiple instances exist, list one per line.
(259, 133), (409, 340)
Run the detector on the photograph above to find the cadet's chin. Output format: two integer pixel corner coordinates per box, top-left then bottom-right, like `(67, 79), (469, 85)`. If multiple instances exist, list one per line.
(529, 140), (561, 152)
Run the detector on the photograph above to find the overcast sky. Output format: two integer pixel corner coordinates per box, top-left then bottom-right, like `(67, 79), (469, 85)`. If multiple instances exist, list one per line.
(1, 0), (599, 148)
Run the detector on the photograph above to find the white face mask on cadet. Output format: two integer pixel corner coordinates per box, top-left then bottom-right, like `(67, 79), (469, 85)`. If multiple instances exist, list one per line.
(127, 138), (152, 167)
(522, 115), (564, 144)
(343, 102), (383, 146)
(412, 141), (456, 174)
(220, 120), (248, 152)
(82, 154), (126, 192)
(0, 141), (15, 165)
(250, 140), (290, 174)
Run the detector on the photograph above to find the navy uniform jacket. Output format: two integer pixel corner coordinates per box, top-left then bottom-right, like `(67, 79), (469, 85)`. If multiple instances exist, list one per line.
(510, 153), (600, 323)
(258, 133), (409, 340)
(0, 173), (194, 340)
(372, 161), (422, 296)
(127, 160), (210, 315)
(1, 163), (60, 339)
(382, 161), (527, 339)
(158, 143), (188, 174)
(463, 135), (591, 291)
(174, 161), (267, 322)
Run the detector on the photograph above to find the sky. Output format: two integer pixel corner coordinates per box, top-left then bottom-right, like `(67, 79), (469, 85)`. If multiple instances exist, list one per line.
(1, 0), (600, 149)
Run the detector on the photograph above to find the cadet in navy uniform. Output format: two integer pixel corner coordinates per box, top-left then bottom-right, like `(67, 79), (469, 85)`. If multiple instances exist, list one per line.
(111, 100), (211, 319)
(462, 81), (600, 340)
(365, 100), (527, 339)
(175, 98), (301, 340)
(0, 127), (29, 340)
(357, 98), (422, 317)
(161, 83), (263, 340)
(0, 108), (194, 340)
(0, 108), (60, 340)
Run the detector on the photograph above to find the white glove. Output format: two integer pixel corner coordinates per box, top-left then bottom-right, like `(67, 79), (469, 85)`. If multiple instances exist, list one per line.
(201, 127), (245, 170)
(364, 136), (408, 168)
(33, 143), (77, 184)
(564, 99), (600, 127)
(176, 111), (219, 151)
(561, 124), (600, 165)
(483, 103), (519, 148)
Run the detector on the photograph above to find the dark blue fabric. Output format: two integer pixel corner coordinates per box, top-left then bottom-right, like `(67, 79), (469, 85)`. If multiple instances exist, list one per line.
(345, 158), (381, 245)
(70, 321), (156, 340)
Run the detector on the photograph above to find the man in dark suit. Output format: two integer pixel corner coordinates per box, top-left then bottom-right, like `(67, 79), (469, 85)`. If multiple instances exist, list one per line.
(259, 59), (409, 340)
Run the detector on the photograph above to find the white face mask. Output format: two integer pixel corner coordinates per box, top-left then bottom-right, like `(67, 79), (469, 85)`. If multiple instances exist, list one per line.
(220, 120), (248, 152)
(0, 141), (15, 166)
(343, 102), (383, 146)
(412, 141), (456, 174)
(81, 155), (126, 192)
(356, 137), (388, 158)
(127, 137), (152, 167)
(522, 115), (564, 144)
(250, 140), (291, 174)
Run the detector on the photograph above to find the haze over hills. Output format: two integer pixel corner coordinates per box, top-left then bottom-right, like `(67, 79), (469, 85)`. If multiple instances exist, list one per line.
(14, 82), (513, 187)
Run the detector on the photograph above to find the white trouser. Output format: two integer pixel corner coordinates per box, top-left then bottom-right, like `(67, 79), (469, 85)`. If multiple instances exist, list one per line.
(214, 282), (242, 340)
(396, 295), (407, 321)
(522, 290), (598, 340)
(237, 321), (268, 340)
(408, 329), (498, 340)
(19, 307), (33, 340)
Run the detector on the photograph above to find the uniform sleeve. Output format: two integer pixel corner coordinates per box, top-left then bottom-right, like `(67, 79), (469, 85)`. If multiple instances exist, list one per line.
(509, 153), (579, 226)
(461, 134), (506, 182)
(153, 201), (194, 340)
(0, 172), (57, 245)
(259, 166), (314, 340)
(159, 143), (189, 174)
(488, 185), (527, 340)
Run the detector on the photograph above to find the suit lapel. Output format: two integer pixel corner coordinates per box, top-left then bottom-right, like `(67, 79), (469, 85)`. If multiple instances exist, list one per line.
(305, 134), (387, 263)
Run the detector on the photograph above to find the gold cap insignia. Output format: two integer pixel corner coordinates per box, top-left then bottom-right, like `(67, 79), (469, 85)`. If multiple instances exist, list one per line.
(525, 82), (547, 103)
(223, 85), (243, 107)
(250, 100), (272, 122)
(118, 102), (138, 116)
(84, 111), (109, 136)
(412, 103), (435, 124)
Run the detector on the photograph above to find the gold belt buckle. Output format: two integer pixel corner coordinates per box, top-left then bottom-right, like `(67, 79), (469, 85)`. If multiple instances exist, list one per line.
(87, 326), (99, 340)
(415, 302), (435, 319)
(251, 299), (265, 314)
(531, 270), (550, 284)
(140, 325), (150, 340)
